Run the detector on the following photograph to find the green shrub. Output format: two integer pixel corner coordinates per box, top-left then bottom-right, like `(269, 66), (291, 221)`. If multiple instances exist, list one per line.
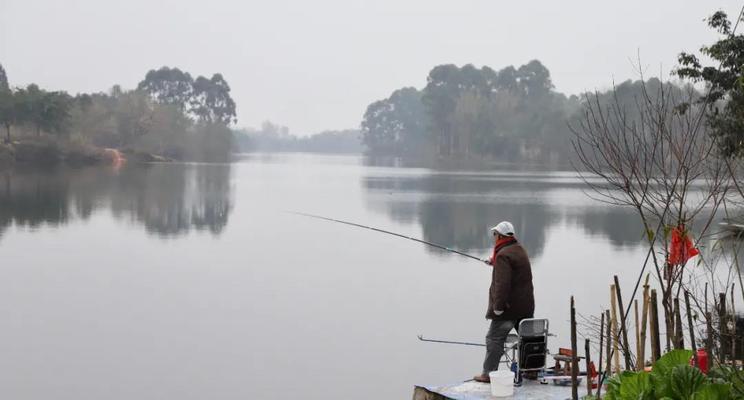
(604, 350), (735, 400)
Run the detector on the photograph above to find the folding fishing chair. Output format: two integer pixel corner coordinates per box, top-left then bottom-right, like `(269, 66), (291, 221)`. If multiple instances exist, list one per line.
(502, 318), (550, 384)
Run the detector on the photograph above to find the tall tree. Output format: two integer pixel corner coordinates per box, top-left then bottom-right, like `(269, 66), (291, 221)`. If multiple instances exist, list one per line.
(516, 60), (553, 98)
(38, 91), (73, 135)
(0, 63), (8, 92)
(137, 66), (194, 110)
(361, 87), (427, 155)
(422, 64), (501, 155)
(676, 11), (744, 157)
(190, 74), (237, 125)
(0, 90), (15, 142)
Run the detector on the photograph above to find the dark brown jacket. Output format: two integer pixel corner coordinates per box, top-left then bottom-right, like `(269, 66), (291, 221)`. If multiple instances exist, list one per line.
(486, 242), (535, 321)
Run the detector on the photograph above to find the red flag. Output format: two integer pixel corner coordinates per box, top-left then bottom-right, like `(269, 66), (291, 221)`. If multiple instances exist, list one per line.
(668, 226), (699, 266)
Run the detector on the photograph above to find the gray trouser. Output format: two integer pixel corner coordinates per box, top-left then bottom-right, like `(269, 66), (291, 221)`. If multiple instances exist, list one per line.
(482, 318), (515, 374)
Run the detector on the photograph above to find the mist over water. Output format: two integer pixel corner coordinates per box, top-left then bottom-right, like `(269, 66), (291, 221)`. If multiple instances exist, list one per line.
(0, 154), (650, 399)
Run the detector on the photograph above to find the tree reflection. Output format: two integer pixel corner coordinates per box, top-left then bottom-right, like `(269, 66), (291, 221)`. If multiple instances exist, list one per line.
(362, 171), (644, 259)
(0, 164), (232, 239)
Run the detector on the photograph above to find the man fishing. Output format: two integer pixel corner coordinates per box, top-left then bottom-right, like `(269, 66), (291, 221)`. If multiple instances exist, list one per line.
(473, 221), (535, 383)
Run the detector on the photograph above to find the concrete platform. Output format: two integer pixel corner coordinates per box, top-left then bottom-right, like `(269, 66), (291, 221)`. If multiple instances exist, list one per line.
(413, 379), (576, 400)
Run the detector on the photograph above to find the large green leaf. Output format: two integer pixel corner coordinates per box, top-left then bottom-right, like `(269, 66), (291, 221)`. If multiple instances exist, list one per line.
(652, 349), (694, 383)
(605, 371), (654, 400)
(665, 365), (707, 400)
(691, 383), (733, 400)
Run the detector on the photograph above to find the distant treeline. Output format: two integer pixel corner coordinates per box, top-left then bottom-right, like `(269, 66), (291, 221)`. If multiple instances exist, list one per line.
(0, 64), (237, 163)
(360, 60), (694, 164)
(234, 121), (361, 153)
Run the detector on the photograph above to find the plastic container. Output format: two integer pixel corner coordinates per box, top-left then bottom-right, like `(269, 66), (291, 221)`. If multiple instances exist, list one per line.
(690, 348), (709, 374)
(489, 370), (514, 397)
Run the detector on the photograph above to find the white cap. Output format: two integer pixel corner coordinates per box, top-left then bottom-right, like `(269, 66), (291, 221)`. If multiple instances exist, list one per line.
(490, 221), (515, 237)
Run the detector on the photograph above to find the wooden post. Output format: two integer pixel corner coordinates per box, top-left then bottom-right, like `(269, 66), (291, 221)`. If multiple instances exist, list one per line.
(585, 338), (593, 397)
(685, 291), (697, 366)
(665, 291), (673, 352)
(674, 298), (685, 349)
(731, 284), (736, 362)
(597, 311), (605, 398)
(650, 289), (661, 363)
(614, 275), (632, 370)
(610, 284), (621, 372)
(705, 312), (713, 363)
(720, 292), (728, 364)
(597, 313), (604, 388)
(639, 282), (650, 370)
(571, 296), (578, 400)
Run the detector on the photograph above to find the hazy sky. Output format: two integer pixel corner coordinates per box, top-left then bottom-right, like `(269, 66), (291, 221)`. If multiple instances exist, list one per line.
(1, 0), (742, 134)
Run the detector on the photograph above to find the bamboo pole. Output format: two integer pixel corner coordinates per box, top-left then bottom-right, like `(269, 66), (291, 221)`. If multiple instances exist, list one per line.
(614, 275), (632, 370)
(674, 298), (684, 349)
(585, 338), (593, 397)
(571, 296), (578, 400)
(639, 281), (650, 370)
(605, 310), (612, 376)
(685, 290), (697, 366)
(634, 299), (640, 363)
(650, 289), (661, 363)
(610, 284), (621, 372)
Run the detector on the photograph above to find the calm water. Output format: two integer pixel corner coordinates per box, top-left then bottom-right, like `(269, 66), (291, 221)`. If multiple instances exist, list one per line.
(0, 153), (651, 399)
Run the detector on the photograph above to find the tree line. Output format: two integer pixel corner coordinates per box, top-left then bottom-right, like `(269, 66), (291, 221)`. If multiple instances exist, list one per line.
(0, 65), (238, 163)
(360, 60), (710, 164)
(361, 60), (580, 163)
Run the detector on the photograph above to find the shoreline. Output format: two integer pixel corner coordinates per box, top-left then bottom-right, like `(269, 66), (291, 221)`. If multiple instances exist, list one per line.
(0, 140), (177, 170)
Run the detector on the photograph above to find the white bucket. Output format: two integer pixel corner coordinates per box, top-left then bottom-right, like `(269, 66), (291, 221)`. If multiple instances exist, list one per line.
(488, 370), (514, 397)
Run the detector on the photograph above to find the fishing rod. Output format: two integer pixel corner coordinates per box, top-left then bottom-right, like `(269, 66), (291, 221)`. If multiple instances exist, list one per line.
(417, 334), (485, 347)
(289, 211), (486, 263)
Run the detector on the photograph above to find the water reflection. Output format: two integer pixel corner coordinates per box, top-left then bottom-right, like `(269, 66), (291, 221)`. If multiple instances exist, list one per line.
(362, 171), (643, 258)
(0, 164), (232, 239)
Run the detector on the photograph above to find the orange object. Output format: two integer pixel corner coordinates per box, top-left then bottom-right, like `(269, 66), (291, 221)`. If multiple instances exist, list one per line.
(668, 226), (699, 266)
(559, 348), (573, 357)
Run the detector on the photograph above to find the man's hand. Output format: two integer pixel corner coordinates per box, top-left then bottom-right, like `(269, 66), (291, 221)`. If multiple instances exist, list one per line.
(483, 258), (491, 266)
